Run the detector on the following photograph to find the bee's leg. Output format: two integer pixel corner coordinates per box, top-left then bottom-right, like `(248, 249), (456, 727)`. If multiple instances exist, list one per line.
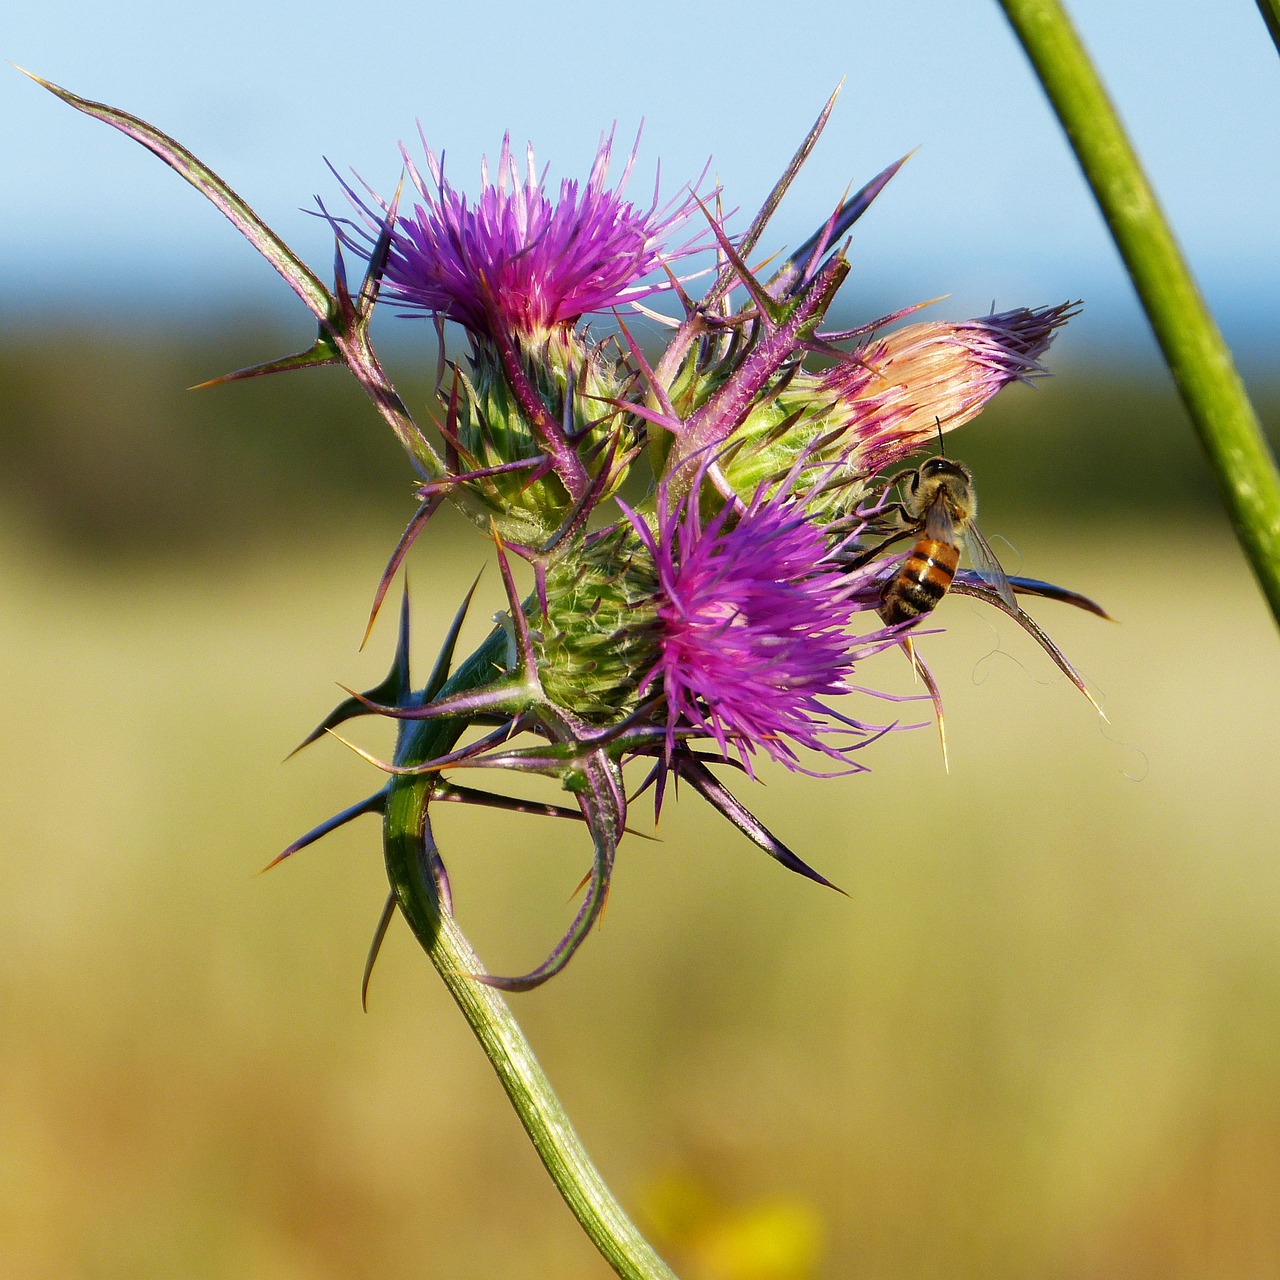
(871, 499), (912, 523)
(860, 487), (911, 521)
(901, 636), (949, 773)
(842, 524), (913, 571)
(864, 463), (921, 513)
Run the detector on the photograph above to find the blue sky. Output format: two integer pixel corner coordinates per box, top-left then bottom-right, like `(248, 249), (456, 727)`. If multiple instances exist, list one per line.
(4, 1), (1278, 364)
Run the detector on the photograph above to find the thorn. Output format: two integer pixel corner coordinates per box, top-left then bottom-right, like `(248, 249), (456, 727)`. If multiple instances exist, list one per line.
(362, 497), (441, 649)
(424, 569), (485, 700)
(260, 790), (386, 872)
(362, 892), (397, 1011)
(187, 336), (341, 388)
(325, 728), (393, 769)
(902, 636), (948, 773)
(12, 63), (51, 87)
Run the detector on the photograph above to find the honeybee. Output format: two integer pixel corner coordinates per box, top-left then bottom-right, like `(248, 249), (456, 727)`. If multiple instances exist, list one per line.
(877, 456), (1016, 626)
(871, 455), (1016, 771)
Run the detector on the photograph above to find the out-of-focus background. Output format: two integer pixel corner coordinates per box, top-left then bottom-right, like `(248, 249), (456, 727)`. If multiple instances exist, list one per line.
(4, 3), (1280, 1278)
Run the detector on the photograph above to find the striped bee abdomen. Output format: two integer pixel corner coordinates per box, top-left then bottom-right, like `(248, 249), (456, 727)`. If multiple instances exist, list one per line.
(878, 537), (960, 625)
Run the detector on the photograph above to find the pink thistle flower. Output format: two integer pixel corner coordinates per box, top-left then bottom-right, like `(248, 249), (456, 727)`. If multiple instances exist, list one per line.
(625, 477), (894, 776)
(334, 128), (702, 342)
(820, 302), (1078, 475)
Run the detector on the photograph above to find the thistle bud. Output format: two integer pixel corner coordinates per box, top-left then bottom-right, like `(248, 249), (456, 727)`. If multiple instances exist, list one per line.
(444, 327), (635, 544)
(715, 303), (1078, 510)
(535, 525), (661, 724)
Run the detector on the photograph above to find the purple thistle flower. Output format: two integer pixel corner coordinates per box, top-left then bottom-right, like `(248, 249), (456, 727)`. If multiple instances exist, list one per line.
(337, 128), (702, 342)
(625, 477), (894, 776)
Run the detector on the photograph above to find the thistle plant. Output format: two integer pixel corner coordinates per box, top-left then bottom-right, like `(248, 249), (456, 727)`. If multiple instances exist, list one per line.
(31, 74), (1115, 1280)
(290, 106), (1103, 994)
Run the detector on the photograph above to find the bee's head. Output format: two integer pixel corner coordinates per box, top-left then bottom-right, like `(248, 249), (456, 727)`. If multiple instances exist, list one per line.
(915, 456), (972, 488)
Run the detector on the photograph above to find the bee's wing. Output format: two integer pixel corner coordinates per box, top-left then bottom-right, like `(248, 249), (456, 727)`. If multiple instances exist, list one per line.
(923, 494), (960, 544)
(961, 519), (1017, 611)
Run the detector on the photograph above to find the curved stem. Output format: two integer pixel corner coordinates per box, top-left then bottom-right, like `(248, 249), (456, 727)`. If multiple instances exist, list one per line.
(998, 0), (1280, 626)
(381, 631), (678, 1280)
(1257, 0), (1280, 59)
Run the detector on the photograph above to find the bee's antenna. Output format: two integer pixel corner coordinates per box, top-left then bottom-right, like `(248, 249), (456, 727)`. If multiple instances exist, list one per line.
(935, 416), (945, 458)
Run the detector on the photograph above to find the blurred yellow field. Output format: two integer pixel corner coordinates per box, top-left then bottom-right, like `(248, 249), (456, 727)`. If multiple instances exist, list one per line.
(2, 515), (1277, 1279)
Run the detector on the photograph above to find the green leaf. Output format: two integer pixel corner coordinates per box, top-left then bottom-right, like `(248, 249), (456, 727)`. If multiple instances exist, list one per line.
(190, 333), (343, 389)
(23, 68), (333, 323)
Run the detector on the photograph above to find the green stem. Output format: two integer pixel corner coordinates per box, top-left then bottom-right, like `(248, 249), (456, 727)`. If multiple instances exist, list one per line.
(381, 630), (678, 1280)
(998, 0), (1280, 626)
(1257, 0), (1280, 58)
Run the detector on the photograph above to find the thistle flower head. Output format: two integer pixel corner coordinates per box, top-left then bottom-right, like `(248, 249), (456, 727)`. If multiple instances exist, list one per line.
(710, 303), (1079, 512)
(359, 128), (700, 343)
(626, 472), (889, 776)
(817, 303), (1078, 476)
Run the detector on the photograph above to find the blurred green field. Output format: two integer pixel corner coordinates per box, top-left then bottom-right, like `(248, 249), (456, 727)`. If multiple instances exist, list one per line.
(3, 327), (1280, 1278)
(2, 508), (1278, 1280)
(3, 321), (1278, 557)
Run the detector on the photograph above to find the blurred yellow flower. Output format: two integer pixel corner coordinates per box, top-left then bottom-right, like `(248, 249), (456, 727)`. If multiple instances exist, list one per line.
(642, 1171), (824, 1280)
